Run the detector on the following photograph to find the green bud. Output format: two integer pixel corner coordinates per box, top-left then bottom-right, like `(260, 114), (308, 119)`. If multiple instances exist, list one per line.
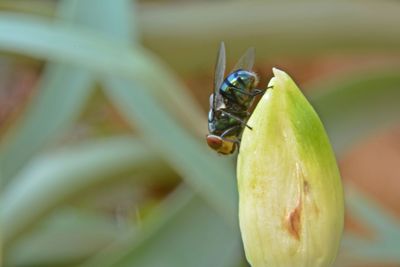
(237, 68), (344, 267)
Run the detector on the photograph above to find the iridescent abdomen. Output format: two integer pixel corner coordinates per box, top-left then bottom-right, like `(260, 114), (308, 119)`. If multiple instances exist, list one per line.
(208, 108), (243, 135)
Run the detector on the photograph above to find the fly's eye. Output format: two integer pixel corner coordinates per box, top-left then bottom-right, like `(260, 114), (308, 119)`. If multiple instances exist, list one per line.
(206, 135), (223, 150)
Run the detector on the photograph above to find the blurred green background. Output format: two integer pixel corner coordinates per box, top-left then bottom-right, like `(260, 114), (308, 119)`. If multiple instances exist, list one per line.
(1, 0), (400, 266)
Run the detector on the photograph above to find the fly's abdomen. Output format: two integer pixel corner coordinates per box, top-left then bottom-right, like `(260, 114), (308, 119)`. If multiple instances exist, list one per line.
(208, 109), (243, 135)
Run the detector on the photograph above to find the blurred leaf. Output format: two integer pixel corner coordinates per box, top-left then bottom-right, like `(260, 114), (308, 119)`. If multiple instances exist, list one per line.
(0, 3), (241, 266)
(7, 209), (125, 267)
(72, 3), (240, 267)
(2, 2), (400, 267)
(104, 77), (237, 222)
(0, 0), (134, 185)
(57, 0), (134, 42)
(1, 137), (170, 247)
(0, 4), (236, 220)
(70, 2), (241, 267)
(138, 1), (400, 72)
(0, 1), (55, 17)
(346, 184), (400, 235)
(82, 186), (242, 267)
(340, 184), (400, 264)
(0, 65), (94, 183)
(309, 69), (400, 155)
(3, 2), (400, 73)
(0, 13), (205, 135)
(116, 196), (241, 267)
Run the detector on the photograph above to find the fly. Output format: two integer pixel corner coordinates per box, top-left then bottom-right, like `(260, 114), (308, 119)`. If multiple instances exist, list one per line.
(206, 42), (268, 155)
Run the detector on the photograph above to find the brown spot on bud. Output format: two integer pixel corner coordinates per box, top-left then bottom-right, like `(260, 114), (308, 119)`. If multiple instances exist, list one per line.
(303, 180), (310, 194)
(287, 203), (302, 240)
(303, 180), (320, 216)
(285, 164), (304, 240)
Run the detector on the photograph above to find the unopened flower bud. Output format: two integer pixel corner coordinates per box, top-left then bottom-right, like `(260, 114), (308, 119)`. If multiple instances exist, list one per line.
(237, 68), (344, 267)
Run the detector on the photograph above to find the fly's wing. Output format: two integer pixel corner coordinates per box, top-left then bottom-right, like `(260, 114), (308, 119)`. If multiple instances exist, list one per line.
(213, 42), (226, 110)
(233, 47), (255, 71)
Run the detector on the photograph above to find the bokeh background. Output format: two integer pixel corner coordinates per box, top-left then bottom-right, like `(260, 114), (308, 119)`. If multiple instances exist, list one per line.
(1, 0), (400, 266)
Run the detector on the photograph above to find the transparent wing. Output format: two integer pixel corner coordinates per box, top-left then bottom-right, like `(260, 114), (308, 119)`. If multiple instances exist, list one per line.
(213, 42), (226, 109)
(233, 47), (255, 71)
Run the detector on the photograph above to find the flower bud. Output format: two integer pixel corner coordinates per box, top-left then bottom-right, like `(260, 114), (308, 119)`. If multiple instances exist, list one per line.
(237, 68), (344, 267)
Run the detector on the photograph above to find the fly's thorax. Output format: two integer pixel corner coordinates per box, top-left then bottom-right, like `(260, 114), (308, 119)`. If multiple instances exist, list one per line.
(235, 69), (259, 87)
(220, 69), (259, 109)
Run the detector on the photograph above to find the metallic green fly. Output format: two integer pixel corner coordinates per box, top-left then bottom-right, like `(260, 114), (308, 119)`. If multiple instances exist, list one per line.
(206, 42), (268, 155)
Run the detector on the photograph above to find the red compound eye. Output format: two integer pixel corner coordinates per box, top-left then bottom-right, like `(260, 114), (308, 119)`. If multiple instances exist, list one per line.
(206, 135), (223, 150)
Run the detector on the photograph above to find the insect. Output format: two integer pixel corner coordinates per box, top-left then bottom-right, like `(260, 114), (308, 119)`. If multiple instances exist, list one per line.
(206, 42), (266, 155)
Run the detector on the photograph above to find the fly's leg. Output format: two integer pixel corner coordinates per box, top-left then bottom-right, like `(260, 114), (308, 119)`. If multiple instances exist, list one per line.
(220, 125), (242, 146)
(253, 85), (273, 95)
(231, 85), (273, 97)
(220, 110), (252, 130)
(230, 87), (263, 97)
(251, 85), (273, 95)
(221, 124), (241, 138)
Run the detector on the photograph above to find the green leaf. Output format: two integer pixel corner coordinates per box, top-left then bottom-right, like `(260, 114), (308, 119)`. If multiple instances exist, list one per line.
(0, 0), (138, 184)
(0, 10), (232, 217)
(0, 65), (94, 183)
(0, 4), (238, 266)
(346, 184), (400, 235)
(7, 209), (125, 267)
(68, 3), (242, 267)
(117, 196), (241, 267)
(4, 2), (400, 73)
(309, 69), (400, 155)
(82, 186), (242, 267)
(340, 184), (400, 263)
(103, 77), (237, 222)
(138, 2), (400, 72)
(0, 1), (55, 16)
(57, 0), (134, 42)
(0, 13), (205, 134)
(1, 137), (170, 247)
